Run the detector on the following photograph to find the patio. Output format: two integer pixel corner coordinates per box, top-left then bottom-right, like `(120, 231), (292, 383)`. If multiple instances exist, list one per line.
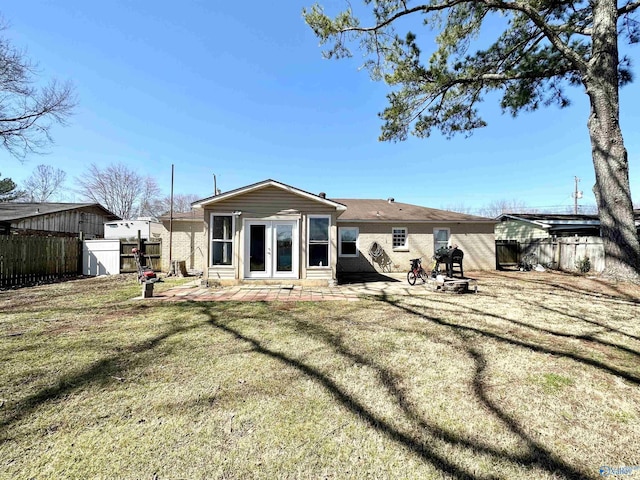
(149, 272), (468, 302)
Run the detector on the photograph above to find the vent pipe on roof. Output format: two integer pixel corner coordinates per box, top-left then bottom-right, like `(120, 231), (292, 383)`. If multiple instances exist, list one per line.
(319, 192), (326, 199)
(387, 198), (395, 203)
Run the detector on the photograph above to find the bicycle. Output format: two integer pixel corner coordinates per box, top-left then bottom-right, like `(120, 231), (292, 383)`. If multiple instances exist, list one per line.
(407, 257), (442, 285)
(407, 258), (426, 285)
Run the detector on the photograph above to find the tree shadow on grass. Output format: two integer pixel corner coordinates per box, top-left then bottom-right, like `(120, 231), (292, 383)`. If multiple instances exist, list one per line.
(384, 293), (640, 386)
(421, 293), (640, 367)
(203, 306), (591, 479)
(491, 271), (640, 305)
(0, 320), (202, 435)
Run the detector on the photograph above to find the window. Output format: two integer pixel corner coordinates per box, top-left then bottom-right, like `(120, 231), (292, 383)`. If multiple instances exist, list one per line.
(211, 214), (234, 265)
(308, 216), (330, 267)
(339, 227), (358, 257)
(434, 228), (450, 253)
(392, 227), (408, 250)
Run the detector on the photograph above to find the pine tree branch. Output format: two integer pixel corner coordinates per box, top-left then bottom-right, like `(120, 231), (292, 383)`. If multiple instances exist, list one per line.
(333, 0), (590, 73)
(618, 0), (640, 15)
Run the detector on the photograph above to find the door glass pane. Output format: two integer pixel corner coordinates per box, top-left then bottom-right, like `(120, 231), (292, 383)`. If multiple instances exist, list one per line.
(276, 224), (293, 272)
(250, 225), (266, 272)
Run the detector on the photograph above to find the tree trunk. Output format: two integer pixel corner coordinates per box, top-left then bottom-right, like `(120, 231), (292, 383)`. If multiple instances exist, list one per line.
(585, 0), (640, 280)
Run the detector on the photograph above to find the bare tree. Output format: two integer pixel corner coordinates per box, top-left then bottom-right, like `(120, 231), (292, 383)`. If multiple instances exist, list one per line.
(22, 164), (66, 202)
(0, 19), (76, 159)
(159, 193), (200, 215)
(76, 163), (161, 219)
(479, 200), (535, 218)
(439, 202), (476, 215)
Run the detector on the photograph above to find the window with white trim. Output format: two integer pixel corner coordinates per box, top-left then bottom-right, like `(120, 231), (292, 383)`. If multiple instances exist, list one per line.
(392, 227), (408, 250)
(433, 228), (450, 253)
(211, 214), (234, 266)
(308, 215), (330, 267)
(338, 227), (359, 257)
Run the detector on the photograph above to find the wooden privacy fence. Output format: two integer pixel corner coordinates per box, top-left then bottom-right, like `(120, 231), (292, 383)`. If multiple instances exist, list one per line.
(120, 240), (161, 273)
(0, 236), (81, 288)
(496, 237), (605, 273)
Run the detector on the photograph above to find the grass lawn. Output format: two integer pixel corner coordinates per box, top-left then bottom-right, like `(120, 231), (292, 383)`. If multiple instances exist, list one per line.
(1, 272), (639, 479)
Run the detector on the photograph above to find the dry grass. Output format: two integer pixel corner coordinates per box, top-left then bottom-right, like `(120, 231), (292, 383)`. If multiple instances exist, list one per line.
(1, 271), (639, 479)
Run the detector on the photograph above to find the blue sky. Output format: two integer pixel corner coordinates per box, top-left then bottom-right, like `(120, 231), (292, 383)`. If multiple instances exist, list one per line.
(1, 0), (638, 214)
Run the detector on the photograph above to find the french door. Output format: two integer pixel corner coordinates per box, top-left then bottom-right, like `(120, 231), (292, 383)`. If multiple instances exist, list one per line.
(244, 220), (298, 279)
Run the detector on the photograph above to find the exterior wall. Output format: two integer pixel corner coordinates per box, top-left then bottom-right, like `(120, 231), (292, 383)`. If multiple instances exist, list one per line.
(204, 186), (335, 216)
(337, 222), (496, 273)
(150, 221), (164, 240)
(159, 219), (206, 273)
(12, 210), (107, 238)
(203, 186), (339, 284)
(495, 219), (548, 241)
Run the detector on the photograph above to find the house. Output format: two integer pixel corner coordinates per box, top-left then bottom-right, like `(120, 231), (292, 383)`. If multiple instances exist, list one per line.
(160, 179), (496, 285)
(496, 212), (640, 240)
(104, 217), (163, 240)
(0, 203), (120, 238)
(494, 211), (640, 272)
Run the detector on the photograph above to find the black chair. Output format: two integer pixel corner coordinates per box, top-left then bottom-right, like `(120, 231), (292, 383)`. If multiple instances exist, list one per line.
(449, 249), (464, 277)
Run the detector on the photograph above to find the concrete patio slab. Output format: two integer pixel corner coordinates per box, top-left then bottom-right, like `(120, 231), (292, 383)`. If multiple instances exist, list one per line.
(147, 272), (476, 302)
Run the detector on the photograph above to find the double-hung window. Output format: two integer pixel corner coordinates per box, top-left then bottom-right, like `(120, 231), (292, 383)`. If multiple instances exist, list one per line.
(211, 214), (233, 265)
(338, 227), (358, 257)
(308, 215), (330, 267)
(392, 227), (408, 250)
(433, 228), (450, 253)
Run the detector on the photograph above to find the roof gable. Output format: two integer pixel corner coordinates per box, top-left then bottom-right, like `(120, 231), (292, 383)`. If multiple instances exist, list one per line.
(192, 179), (346, 211)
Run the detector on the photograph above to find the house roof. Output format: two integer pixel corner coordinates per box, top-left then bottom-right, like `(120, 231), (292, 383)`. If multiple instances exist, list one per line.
(498, 212), (640, 231)
(158, 210), (202, 222)
(0, 202), (120, 222)
(191, 179), (347, 211)
(333, 199), (495, 223)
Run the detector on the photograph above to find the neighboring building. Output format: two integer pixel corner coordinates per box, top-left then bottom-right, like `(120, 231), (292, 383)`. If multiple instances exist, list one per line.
(495, 211), (640, 272)
(104, 217), (163, 240)
(495, 211), (640, 241)
(159, 179), (496, 285)
(0, 203), (119, 238)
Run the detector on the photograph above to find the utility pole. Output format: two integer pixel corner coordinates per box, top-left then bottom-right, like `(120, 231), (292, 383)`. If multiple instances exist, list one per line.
(572, 176), (583, 214)
(169, 164), (174, 274)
